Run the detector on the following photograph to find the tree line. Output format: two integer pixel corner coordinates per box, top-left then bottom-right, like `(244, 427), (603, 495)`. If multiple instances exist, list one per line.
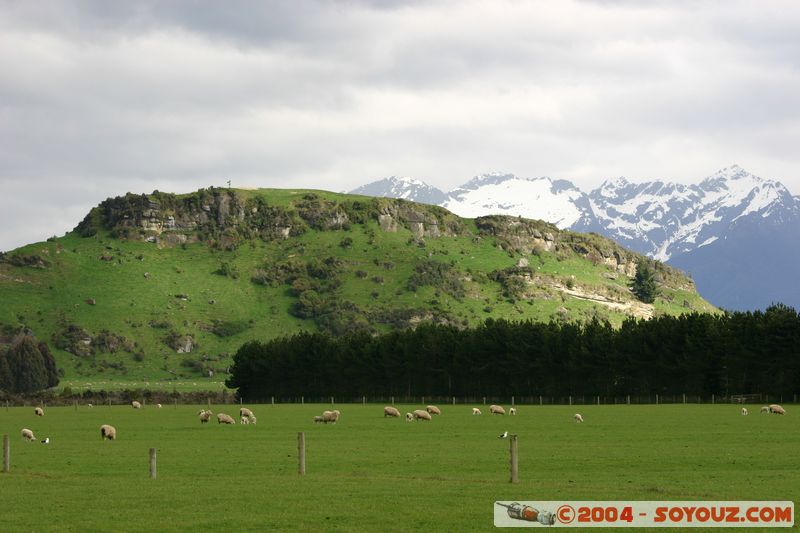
(227, 305), (800, 400)
(0, 332), (60, 394)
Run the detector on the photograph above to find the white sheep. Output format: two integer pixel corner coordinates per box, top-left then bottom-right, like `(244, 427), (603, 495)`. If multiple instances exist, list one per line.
(472, 407), (482, 415)
(413, 409), (432, 421)
(199, 410), (212, 423)
(489, 405), (505, 415)
(100, 424), (117, 440)
(322, 410), (340, 424)
(87, 403), (93, 408)
(240, 416), (250, 425)
(217, 413), (235, 424)
(574, 413), (584, 423)
(509, 407), (517, 416)
(769, 404), (786, 415)
(384, 406), (401, 418)
(250, 415), (257, 425)
(21, 428), (36, 441)
(131, 401), (142, 409)
(34, 407), (44, 417)
(240, 407), (254, 418)
(741, 407), (748, 416)
(426, 405), (441, 415)
(405, 412), (414, 422)
(156, 403), (162, 409)
(760, 406), (770, 413)
(313, 415), (325, 423)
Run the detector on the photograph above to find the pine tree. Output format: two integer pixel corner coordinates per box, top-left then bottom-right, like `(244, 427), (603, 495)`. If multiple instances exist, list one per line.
(630, 262), (659, 304)
(5, 335), (49, 393)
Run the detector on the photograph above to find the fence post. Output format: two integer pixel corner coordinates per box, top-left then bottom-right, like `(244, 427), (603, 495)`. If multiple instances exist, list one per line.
(271, 396), (275, 406)
(298, 432), (306, 476)
(569, 396), (572, 406)
(483, 396), (486, 405)
(422, 396), (425, 405)
(683, 393), (686, 404)
(655, 394), (659, 405)
(3, 435), (9, 473)
(5, 400), (8, 411)
(539, 395), (542, 406)
(149, 448), (157, 479)
(596, 396), (600, 405)
(509, 435), (518, 484)
(207, 398), (211, 410)
(391, 396), (394, 405)
(712, 394), (715, 405)
(330, 396), (334, 406)
(362, 396), (366, 405)
(511, 396), (515, 407)
(301, 396), (304, 405)
(627, 395), (630, 405)
(74, 400), (78, 412)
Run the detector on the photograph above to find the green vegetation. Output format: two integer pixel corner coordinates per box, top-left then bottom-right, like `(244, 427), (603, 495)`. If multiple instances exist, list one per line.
(0, 187), (715, 389)
(0, 333), (59, 393)
(631, 261), (659, 303)
(0, 404), (797, 532)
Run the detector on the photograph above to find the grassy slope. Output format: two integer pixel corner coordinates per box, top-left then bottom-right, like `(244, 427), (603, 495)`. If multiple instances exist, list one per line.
(0, 188), (716, 390)
(0, 403), (796, 532)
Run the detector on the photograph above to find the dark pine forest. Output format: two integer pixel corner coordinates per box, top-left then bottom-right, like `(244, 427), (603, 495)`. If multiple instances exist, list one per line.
(228, 304), (800, 401)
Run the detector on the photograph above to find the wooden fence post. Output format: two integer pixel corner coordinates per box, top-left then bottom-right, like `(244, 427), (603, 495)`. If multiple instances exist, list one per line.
(298, 432), (306, 476)
(271, 396), (275, 406)
(569, 396), (572, 406)
(362, 396), (366, 405)
(331, 396), (334, 406)
(452, 396), (455, 406)
(655, 394), (659, 405)
(301, 396), (304, 405)
(511, 396), (515, 407)
(683, 393), (686, 404)
(149, 448), (157, 479)
(627, 395), (630, 405)
(539, 395), (542, 406)
(421, 396), (425, 405)
(3, 435), (9, 473)
(509, 435), (518, 484)
(391, 396), (394, 405)
(74, 400), (78, 412)
(483, 396), (486, 405)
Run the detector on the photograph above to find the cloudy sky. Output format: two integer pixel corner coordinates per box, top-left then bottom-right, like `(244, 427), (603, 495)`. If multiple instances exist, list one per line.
(2, 0), (799, 251)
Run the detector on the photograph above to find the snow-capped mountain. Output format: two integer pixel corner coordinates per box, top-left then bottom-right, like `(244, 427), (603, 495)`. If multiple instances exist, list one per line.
(352, 166), (800, 310)
(350, 176), (447, 205)
(577, 165), (800, 261)
(441, 173), (593, 229)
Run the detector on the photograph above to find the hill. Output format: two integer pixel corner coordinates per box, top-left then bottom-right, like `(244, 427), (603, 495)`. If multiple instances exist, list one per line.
(0, 187), (715, 390)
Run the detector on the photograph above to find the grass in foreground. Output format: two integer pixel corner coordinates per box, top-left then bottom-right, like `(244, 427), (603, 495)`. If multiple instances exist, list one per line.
(0, 404), (796, 532)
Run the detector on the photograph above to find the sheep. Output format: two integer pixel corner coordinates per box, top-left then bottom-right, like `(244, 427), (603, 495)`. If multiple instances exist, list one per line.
(131, 401), (142, 409)
(156, 403), (162, 409)
(472, 408), (482, 415)
(413, 409), (432, 421)
(489, 405), (506, 415)
(322, 410), (340, 424)
(313, 415), (325, 423)
(217, 413), (235, 424)
(240, 407), (254, 419)
(34, 407), (44, 417)
(87, 403), (93, 408)
(574, 413), (584, 423)
(100, 424), (117, 440)
(383, 406), (401, 418)
(509, 407), (517, 416)
(250, 415), (257, 425)
(199, 410), (212, 424)
(760, 406), (770, 413)
(21, 428), (36, 442)
(426, 405), (441, 415)
(741, 407), (748, 415)
(240, 416), (250, 425)
(769, 404), (786, 415)
(405, 412), (414, 422)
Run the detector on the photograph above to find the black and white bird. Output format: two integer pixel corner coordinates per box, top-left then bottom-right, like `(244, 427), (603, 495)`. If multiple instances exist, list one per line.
(41, 437), (49, 444)
(498, 431), (508, 439)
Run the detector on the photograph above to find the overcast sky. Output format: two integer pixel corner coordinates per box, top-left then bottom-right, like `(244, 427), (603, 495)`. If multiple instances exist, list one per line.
(2, 0), (799, 251)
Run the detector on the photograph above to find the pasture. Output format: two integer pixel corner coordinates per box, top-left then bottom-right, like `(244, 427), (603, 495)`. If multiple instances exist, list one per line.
(0, 404), (797, 532)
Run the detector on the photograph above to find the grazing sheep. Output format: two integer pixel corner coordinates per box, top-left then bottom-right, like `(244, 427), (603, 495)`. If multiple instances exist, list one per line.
(156, 403), (162, 409)
(313, 415), (325, 423)
(405, 412), (414, 422)
(21, 428), (36, 442)
(760, 406), (770, 413)
(489, 405), (505, 415)
(87, 403), (93, 408)
(333, 409), (341, 420)
(322, 410), (340, 424)
(413, 409), (432, 421)
(240, 407), (254, 419)
(509, 407), (517, 416)
(199, 410), (212, 424)
(100, 424), (116, 440)
(574, 413), (584, 423)
(426, 405), (441, 415)
(384, 406), (401, 418)
(34, 407), (44, 417)
(217, 413), (235, 424)
(250, 415), (257, 425)
(131, 401), (142, 409)
(240, 416), (250, 425)
(769, 404), (786, 415)
(741, 407), (748, 416)
(472, 408), (482, 415)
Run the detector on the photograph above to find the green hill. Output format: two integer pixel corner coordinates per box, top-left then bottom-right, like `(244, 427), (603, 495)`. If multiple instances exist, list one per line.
(0, 187), (715, 391)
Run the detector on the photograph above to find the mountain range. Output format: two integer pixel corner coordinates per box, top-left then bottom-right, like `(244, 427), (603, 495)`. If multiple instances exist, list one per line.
(351, 166), (800, 311)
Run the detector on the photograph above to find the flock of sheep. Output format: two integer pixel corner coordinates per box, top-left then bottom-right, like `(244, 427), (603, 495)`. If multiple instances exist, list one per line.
(17, 401), (788, 444)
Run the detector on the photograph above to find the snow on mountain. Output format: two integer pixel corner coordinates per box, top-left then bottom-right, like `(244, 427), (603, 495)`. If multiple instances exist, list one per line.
(350, 176), (447, 205)
(441, 173), (587, 229)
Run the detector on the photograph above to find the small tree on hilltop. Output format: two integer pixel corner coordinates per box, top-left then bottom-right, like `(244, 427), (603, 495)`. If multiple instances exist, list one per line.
(631, 262), (659, 304)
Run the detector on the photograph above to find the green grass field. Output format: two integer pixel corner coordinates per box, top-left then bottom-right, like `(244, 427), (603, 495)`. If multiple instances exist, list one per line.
(1, 404), (796, 532)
